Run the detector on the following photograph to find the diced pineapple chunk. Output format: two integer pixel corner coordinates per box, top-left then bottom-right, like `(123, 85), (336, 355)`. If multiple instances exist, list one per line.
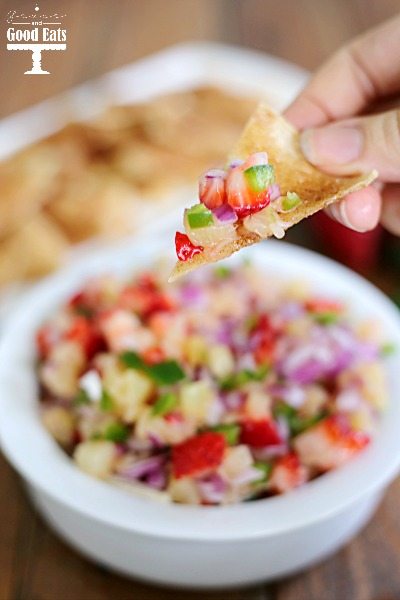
(359, 362), (387, 410)
(103, 365), (153, 423)
(207, 344), (235, 379)
(40, 341), (85, 398)
(78, 411), (116, 441)
(219, 445), (253, 480)
(350, 408), (375, 433)
(74, 440), (116, 479)
(179, 381), (215, 425)
(169, 478), (201, 504)
(356, 319), (384, 344)
(209, 287), (246, 318)
(244, 387), (271, 418)
(285, 316), (311, 337)
(135, 407), (196, 445)
(183, 335), (208, 366)
(284, 280), (310, 301)
(300, 385), (328, 418)
(339, 362), (388, 410)
(42, 406), (75, 446)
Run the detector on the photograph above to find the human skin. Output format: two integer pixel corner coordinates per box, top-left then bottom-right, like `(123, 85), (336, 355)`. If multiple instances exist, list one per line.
(284, 14), (400, 237)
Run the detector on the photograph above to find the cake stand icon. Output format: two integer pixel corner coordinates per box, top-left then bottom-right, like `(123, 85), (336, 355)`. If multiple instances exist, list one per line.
(7, 43), (67, 75)
(6, 4), (66, 75)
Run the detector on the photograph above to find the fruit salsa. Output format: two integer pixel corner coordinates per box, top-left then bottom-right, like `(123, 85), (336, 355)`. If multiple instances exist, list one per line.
(37, 263), (389, 505)
(175, 152), (293, 262)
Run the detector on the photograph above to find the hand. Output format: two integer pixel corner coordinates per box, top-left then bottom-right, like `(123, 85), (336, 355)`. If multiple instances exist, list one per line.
(284, 15), (400, 236)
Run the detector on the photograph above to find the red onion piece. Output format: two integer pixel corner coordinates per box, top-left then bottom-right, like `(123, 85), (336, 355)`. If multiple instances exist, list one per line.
(197, 473), (227, 503)
(180, 283), (205, 306)
(146, 469), (167, 490)
(268, 183), (281, 201)
(212, 204), (238, 224)
(204, 168), (226, 179)
(229, 159), (244, 169)
(117, 455), (165, 480)
(253, 443), (288, 460)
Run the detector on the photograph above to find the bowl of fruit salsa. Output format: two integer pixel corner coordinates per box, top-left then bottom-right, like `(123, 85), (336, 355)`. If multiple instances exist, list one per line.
(37, 261), (389, 505)
(1, 233), (400, 587)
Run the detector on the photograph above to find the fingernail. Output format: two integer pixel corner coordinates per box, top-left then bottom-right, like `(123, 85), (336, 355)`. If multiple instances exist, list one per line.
(327, 201), (354, 228)
(300, 125), (363, 165)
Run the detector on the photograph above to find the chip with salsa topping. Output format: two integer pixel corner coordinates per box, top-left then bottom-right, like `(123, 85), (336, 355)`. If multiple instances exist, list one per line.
(169, 104), (377, 281)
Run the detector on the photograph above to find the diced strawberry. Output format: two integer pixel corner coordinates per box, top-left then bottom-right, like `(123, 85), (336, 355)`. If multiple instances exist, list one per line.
(199, 170), (226, 210)
(325, 414), (370, 451)
(142, 346), (166, 365)
(36, 325), (57, 359)
(172, 432), (226, 479)
(294, 414), (370, 470)
(305, 299), (344, 314)
(240, 418), (281, 448)
(119, 283), (175, 318)
(269, 452), (307, 493)
(68, 276), (119, 312)
(164, 410), (184, 424)
(68, 291), (86, 309)
(251, 314), (279, 365)
(226, 166), (270, 218)
(65, 316), (103, 359)
(175, 232), (204, 262)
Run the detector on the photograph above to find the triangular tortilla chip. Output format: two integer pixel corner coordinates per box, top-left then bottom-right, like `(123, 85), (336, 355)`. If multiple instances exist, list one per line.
(169, 103), (377, 282)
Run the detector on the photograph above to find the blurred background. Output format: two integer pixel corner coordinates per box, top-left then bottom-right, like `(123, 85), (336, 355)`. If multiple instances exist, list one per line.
(0, 1), (399, 599)
(0, 0), (399, 117)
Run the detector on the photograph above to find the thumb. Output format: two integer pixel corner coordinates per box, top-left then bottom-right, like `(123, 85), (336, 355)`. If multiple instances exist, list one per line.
(300, 109), (400, 182)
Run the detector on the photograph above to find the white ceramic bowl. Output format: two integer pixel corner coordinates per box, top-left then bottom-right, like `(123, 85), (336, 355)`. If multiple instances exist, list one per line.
(1, 228), (400, 589)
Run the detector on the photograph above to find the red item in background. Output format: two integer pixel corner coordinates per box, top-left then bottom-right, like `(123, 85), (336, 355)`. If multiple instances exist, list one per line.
(311, 212), (382, 272)
(240, 419), (281, 448)
(172, 432), (226, 479)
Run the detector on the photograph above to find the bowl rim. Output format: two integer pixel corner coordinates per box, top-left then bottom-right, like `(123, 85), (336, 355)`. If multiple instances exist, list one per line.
(1, 227), (400, 542)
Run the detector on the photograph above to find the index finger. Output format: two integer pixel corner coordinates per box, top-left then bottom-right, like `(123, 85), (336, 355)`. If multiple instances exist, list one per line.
(284, 14), (400, 130)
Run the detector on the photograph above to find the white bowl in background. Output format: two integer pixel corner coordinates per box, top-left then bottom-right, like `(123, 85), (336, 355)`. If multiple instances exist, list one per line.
(1, 227), (400, 589)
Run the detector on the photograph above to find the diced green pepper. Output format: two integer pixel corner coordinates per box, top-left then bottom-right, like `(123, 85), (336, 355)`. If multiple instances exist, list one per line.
(243, 164), (275, 192)
(274, 401), (325, 436)
(100, 389), (114, 411)
(290, 413), (325, 436)
(120, 351), (185, 386)
(73, 388), (91, 406)
(221, 365), (269, 391)
(214, 265), (231, 279)
(211, 423), (240, 445)
(186, 204), (214, 229)
(381, 342), (396, 357)
(281, 191), (301, 211)
(120, 351), (144, 370)
(245, 314), (259, 332)
(314, 312), (339, 325)
(74, 305), (94, 318)
(148, 361), (185, 385)
(104, 423), (130, 443)
(253, 461), (273, 483)
(273, 401), (296, 420)
(152, 392), (178, 416)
